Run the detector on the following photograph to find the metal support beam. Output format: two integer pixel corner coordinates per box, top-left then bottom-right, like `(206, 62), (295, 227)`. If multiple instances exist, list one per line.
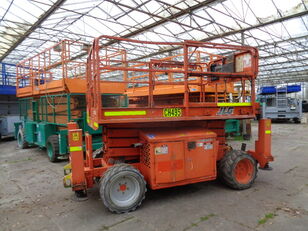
(60, 0), (222, 63)
(104, 0), (220, 40)
(258, 76), (308, 84)
(0, 0), (67, 62)
(260, 49), (308, 60)
(134, 9), (308, 61)
(260, 57), (308, 67)
(241, 32), (245, 45)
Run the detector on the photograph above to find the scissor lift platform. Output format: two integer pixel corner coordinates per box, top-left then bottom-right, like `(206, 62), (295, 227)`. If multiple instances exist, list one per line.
(64, 36), (273, 213)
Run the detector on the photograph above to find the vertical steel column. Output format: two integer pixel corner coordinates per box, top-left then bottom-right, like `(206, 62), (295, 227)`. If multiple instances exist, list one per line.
(183, 43), (189, 115)
(148, 62), (154, 107)
(67, 122), (86, 191)
(122, 51), (128, 89)
(30, 59), (33, 93)
(215, 83), (218, 103)
(241, 77), (246, 102)
(1, 63), (5, 85)
(67, 94), (71, 122)
(251, 78), (256, 114)
(95, 38), (102, 124)
(248, 119), (273, 168)
(38, 53), (41, 86)
(52, 96), (55, 123)
(16, 64), (19, 90)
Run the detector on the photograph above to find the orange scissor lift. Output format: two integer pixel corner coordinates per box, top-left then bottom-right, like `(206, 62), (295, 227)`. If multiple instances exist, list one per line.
(16, 40), (126, 98)
(15, 40), (125, 161)
(64, 36), (273, 213)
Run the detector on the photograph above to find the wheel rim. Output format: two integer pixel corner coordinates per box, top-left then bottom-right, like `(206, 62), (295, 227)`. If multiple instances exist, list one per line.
(109, 174), (140, 208)
(47, 143), (53, 159)
(234, 158), (254, 184)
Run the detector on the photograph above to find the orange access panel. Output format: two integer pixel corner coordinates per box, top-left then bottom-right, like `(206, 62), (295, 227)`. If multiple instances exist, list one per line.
(139, 127), (219, 190)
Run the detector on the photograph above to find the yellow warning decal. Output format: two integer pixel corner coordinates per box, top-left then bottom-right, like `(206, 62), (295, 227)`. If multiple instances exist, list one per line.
(63, 173), (72, 188)
(265, 130), (271, 134)
(93, 122), (99, 128)
(72, 132), (80, 141)
(163, 108), (182, 117)
(69, 146), (82, 152)
(63, 163), (71, 176)
(217, 102), (252, 107)
(104, 111), (146, 116)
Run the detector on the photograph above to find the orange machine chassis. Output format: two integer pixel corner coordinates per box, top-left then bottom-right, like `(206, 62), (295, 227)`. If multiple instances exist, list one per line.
(64, 36), (274, 211)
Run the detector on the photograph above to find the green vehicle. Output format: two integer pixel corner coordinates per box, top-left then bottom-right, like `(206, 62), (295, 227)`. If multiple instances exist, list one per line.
(15, 93), (103, 162)
(13, 39), (129, 162)
(15, 93), (128, 162)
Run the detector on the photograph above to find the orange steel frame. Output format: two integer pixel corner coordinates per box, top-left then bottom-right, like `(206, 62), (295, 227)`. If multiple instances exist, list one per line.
(16, 40), (125, 98)
(125, 50), (237, 104)
(16, 40), (85, 97)
(66, 36), (273, 193)
(86, 36), (259, 127)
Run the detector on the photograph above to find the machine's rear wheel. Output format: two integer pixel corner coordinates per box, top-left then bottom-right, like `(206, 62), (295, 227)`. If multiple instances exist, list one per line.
(219, 150), (257, 190)
(17, 128), (28, 149)
(46, 135), (59, 162)
(99, 164), (146, 213)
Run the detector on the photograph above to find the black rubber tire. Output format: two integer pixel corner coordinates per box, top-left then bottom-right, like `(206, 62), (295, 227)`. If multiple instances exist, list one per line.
(293, 118), (301, 124)
(17, 128), (28, 149)
(218, 150), (257, 190)
(99, 163), (146, 213)
(46, 135), (59, 162)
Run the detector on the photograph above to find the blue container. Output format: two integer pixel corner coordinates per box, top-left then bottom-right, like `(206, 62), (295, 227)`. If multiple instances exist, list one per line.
(286, 85), (301, 93)
(259, 85), (301, 94)
(0, 85), (16, 95)
(1, 62), (16, 95)
(259, 86), (276, 94)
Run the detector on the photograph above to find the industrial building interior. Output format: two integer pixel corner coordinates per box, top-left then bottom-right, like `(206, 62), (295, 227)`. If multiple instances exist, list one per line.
(0, 0), (308, 231)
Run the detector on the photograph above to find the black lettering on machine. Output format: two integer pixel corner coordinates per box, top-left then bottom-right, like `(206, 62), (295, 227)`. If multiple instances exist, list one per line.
(217, 107), (234, 115)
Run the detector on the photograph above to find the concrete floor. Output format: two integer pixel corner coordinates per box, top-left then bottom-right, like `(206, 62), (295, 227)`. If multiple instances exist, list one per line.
(0, 121), (308, 231)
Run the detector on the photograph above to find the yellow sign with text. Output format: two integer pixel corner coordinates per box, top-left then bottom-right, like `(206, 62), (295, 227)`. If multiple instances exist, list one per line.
(163, 108), (182, 117)
(72, 132), (80, 141)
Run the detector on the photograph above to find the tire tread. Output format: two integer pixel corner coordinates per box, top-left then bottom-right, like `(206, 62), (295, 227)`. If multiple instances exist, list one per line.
(17, 128), (28, 149)
(219, 150), (257, 190)
(47, 135), (59, 162)
(99, 163), (146, 213)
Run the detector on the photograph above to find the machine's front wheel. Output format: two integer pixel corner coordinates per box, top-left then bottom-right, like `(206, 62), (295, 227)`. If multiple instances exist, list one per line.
(17, 128), (28, 149)
(219, 150), (257, 190)
(99, 164), (146, 213)
(46, 135), (59, 162)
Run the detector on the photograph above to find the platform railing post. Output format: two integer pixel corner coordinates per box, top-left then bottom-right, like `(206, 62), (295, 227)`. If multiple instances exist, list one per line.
(183, 43), (189, 115)
(148, 62), (153, 108)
